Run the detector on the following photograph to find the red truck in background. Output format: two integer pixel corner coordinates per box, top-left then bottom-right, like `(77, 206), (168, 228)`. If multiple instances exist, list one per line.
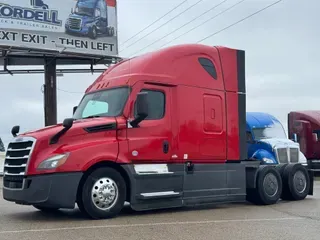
(288, 111), (320, 172)
(2, 44), (314, 219)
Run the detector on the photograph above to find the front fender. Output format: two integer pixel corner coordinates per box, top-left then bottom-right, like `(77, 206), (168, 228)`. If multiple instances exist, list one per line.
(251, 149), (277, 164)
(299, 151), (308, 165)
(28, 138), (119, 175)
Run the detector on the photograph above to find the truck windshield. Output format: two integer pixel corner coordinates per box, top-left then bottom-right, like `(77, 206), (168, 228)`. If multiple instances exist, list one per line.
(252, 123), (287, 140)
(73, 87), (130, 119)
(75, 0), (96, 16)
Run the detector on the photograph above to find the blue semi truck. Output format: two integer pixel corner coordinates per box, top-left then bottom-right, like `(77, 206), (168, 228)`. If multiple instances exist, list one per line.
(30, 0), (49, 9)
(65, 0), (115, 39)
(246, 112), (307, 165)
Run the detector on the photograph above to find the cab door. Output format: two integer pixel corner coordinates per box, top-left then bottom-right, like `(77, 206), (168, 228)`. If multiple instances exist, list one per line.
(127, 83), (173, 163)
(127, 83), (184, 211)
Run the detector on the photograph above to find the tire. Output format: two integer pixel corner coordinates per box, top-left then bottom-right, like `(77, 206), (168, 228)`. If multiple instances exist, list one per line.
(33, 205), (60, 212)
(275, 163), (287, 176)
(250, 165), (283, 205)
(79, 167), (126, 219)
(89, 26), (97, 39)
(108, 27), (115, 36)
(281, 163), (310, 201)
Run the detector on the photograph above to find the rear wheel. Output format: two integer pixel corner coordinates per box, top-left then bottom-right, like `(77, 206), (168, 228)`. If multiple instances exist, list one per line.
(281, 164), (310, 201)
(249, 166), (282, 205)
(79, 167), (126, 219)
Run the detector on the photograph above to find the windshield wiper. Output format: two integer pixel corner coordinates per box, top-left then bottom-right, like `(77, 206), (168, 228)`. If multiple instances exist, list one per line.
(76, 12), (92, 17)
(82, 115), (102, 119)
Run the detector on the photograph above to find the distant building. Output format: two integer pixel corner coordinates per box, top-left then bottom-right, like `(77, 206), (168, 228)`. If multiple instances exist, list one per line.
(0, 137), (5, 152)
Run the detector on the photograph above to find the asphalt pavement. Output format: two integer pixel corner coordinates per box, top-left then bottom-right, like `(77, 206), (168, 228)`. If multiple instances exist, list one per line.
(0, 178), (319, 240)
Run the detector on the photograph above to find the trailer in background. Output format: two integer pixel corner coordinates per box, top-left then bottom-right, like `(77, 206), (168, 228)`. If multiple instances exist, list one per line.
(288, 111), (320, 173)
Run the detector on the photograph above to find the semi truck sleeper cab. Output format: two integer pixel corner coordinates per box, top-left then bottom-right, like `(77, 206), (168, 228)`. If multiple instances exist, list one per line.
(288, 110), (320, 172)
(65, 0), (115, 39)
(246, 112), (307, 165)
(2, 44), (314, 219)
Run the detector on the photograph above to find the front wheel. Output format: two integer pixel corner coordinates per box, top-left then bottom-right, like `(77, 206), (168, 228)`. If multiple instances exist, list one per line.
(79, 167), (126, 219)
(89, 26), (97, 39)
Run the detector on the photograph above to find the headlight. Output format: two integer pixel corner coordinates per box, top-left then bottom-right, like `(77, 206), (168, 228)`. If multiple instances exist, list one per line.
(262, 157), (274, 163)
(37, 153), (69, 170)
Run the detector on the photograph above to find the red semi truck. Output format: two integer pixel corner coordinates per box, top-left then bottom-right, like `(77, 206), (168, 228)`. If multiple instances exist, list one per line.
(2, 44), (314, 219)
(288, 111), (320, 172)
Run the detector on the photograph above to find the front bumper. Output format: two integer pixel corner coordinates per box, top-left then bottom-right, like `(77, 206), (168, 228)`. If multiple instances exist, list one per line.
(307, 159), (320, 172)
(2, 172), (83, 209)
(65, 26), (89, 35)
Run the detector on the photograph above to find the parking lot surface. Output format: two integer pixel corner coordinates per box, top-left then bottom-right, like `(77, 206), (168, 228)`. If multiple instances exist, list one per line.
(0, 179), (319, 240)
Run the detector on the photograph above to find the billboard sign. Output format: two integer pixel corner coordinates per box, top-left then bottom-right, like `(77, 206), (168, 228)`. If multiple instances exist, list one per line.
(0, 0), (118, 57)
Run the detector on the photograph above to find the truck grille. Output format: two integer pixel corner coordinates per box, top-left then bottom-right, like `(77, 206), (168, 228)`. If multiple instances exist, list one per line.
(289, 148), (299, 163)
(276, 148), (289, 163)
(275, 147), (299, 164)
(3, 137), (36, 189)
(68, 18), (82, 31)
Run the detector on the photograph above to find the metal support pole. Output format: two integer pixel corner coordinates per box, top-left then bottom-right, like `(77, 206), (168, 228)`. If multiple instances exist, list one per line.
(44, 58), (57, 126)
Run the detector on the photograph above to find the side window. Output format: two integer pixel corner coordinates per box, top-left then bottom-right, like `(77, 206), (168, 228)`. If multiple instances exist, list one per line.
(134, 89), (165, 120)
(82, 100), (108, 118)
(198, 57), (217, 79)
(313, 130), (320, 141)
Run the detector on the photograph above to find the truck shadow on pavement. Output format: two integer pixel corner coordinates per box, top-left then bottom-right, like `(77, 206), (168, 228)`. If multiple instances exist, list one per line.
(5, 198), (317, 222)
(5, 202), (253, 222)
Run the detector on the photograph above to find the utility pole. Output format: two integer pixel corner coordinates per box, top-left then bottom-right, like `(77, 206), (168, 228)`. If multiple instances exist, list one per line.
(44, 58), (57, 126)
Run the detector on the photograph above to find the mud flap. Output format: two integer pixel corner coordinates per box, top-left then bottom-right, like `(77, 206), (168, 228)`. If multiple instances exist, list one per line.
(308, 169), (314, 196)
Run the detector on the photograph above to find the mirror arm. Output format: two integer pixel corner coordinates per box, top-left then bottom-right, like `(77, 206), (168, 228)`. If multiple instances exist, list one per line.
(130, 114), (147, 128)
(50, 127), (69, 145)
(50, 118), (73, 145)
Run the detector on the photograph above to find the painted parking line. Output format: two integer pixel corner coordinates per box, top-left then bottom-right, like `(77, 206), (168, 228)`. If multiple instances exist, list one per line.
(0, 217), (303, 234)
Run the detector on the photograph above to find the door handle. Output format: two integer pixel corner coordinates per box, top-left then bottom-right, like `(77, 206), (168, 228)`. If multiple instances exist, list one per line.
(163, 140), (169, 154)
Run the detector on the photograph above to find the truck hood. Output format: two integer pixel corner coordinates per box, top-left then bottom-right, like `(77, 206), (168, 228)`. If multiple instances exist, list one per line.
(260, 138), (307, 163)
(19, 117), (117, 141)
(69, 14), (94, 23)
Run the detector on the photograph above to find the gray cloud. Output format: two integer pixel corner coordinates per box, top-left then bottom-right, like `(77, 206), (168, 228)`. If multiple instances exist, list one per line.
(1, 0), (319, 146)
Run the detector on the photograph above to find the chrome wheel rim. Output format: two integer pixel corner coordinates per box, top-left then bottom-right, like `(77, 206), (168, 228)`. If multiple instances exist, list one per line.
(293, 170), (307, 193)
(91, 177), (118, 211)
(263, 173), (279, 197)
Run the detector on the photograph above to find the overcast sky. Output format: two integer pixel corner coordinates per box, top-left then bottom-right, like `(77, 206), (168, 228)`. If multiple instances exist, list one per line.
(0, 0), (318, 147)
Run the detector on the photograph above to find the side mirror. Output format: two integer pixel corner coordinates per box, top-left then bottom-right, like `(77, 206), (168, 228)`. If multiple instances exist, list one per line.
(313, 133), (318, 142)
(292, 133), (298, 142)
(130, 92), (149, 128)
(63, 118), (74, 130)
(71, 8), (73, 13)
(11, 125), (20, 137)
(73, 106), (78, 115)
(95, 9), (101, 17)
